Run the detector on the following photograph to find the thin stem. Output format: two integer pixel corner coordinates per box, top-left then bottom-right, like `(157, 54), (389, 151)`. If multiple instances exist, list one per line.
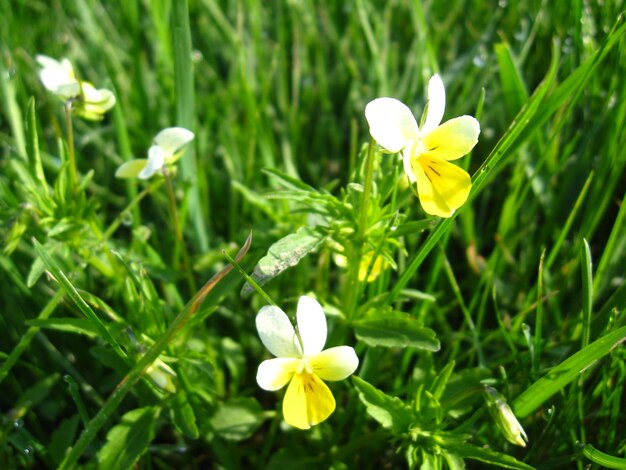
(59, 235), (252, 470)
(222, 246), (276, 306)
(164, 169), (196, 294)
(102, 179), (163, 241)
(65, 101), (77, 197)
(346, 138), (376, 322)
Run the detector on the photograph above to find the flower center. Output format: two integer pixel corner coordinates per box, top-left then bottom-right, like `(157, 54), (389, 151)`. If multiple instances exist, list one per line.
(296, 358), (314, 376)
(406, 138), (427, 161)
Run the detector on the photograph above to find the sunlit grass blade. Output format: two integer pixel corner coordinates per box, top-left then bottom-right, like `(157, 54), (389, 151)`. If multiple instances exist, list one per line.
(172, 0), (208, 252)
(582, 444), (626, 469)
(384, 42), (560, 307)
(512, 325), (626, 418)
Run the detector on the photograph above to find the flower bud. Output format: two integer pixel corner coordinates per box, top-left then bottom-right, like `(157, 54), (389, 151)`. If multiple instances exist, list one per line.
(484, 386), (528, 447)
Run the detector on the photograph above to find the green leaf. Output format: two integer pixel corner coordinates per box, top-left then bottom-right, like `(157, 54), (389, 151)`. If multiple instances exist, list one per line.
(33, 239), (128, 361)
(24, 318), (98, 338)
(49, 415), (80, 465)
(513, 325), (626, 418)
(9, 373), (61, 421)
(210, 397), (268, 441)
(445, 442), (535, 470)
(170, 390), (199, 439)
(354, 310), (440, 351)
(97, 407), (160, 470)
(242, 226), (326, 295)
(582, 444), (626, 469)
(352, 376), (414, 435)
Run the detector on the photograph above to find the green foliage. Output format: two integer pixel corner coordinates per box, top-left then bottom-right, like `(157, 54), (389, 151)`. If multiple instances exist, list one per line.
(1, 0), (626, 469)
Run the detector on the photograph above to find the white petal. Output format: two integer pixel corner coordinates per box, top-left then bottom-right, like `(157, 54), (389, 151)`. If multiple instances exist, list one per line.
(421, 74), (446, 134)
(402, 150), (416, 183)
(138, 146), (165, 179)
(365, 98), (419, 153)
(296, 296), (327, 356)
(256, 305), (302, 358)
(153, 127), (195, 158)
(309, 346), (359, 381)
(256, 357), (299, 391)
(37, 55), (79, 98)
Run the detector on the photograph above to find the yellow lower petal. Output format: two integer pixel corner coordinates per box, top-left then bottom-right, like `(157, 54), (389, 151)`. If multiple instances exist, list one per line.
(283, 373), (336, 430)
(412, 156), (471, 217)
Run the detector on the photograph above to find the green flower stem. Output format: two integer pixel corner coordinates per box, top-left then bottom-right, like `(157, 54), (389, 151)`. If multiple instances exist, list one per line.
(221, 246), (276, 306)
(102, 179), (164, 241)
(346, 138), (376, 322)
(58, 235), (252, 470)
(164, 169), (197, 295)
(65, 101), (77, 197)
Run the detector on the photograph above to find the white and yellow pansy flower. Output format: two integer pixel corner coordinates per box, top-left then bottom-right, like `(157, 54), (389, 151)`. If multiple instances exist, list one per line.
(365, 74), (480, 217)
(36, 55), (116, 121)
(256, 296), (359, 430)
(115, 127), (195, 179)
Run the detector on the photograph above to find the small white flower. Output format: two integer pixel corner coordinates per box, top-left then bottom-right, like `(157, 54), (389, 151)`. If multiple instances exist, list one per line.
(36, 55), (116, 121)
(115, 127), (195, 179)
(256, 296), (359, 429)
(36, 55), (80, 100)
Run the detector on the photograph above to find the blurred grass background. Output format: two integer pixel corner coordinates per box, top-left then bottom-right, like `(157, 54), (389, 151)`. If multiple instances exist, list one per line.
(1, 0), (625, 468)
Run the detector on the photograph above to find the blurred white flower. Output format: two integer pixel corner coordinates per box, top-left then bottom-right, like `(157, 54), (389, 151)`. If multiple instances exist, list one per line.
(36, 55), (116, 121)
(115, 127), (195, 179)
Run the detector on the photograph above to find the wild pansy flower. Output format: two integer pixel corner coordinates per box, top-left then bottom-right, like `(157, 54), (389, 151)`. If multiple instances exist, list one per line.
(365, 74), (480, 217)
(36, 55), (115, 120)
(115, 127), (195, 179)
(256, 296), (359, 429)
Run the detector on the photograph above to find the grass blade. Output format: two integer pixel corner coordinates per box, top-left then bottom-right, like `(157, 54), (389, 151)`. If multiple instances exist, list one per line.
(512, 325), (626, 418)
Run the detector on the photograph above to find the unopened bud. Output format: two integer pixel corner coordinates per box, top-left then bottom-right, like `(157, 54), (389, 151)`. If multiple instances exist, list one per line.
(484, 386), (528, 447)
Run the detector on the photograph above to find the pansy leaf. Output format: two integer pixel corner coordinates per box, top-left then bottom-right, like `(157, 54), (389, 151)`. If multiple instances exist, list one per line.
(354, 310), (440, 351)
(352, 376), (414, 436)
(241, 226), (326, 295)
(97, 407), (160, 470)
(210, 397), (268, 441)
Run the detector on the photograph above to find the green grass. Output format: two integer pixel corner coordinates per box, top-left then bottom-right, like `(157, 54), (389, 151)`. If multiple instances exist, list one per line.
(1, 1), (626, 468)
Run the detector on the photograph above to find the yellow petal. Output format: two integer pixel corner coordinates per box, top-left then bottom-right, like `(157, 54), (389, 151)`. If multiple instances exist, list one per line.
(283, 373), (335, 429)
(423, 116), (480, 161)
(365, 98), (419, 153)
(256, 358), (299, 391)
(309, 346), (359, 381)
(412, 156), (471, 217)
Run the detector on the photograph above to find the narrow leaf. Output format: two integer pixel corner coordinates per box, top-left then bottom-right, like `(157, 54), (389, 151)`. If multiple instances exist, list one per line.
(446, 442), (535, 470)
(170, 391), (199, 439)
(513, 325), (626, 418)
